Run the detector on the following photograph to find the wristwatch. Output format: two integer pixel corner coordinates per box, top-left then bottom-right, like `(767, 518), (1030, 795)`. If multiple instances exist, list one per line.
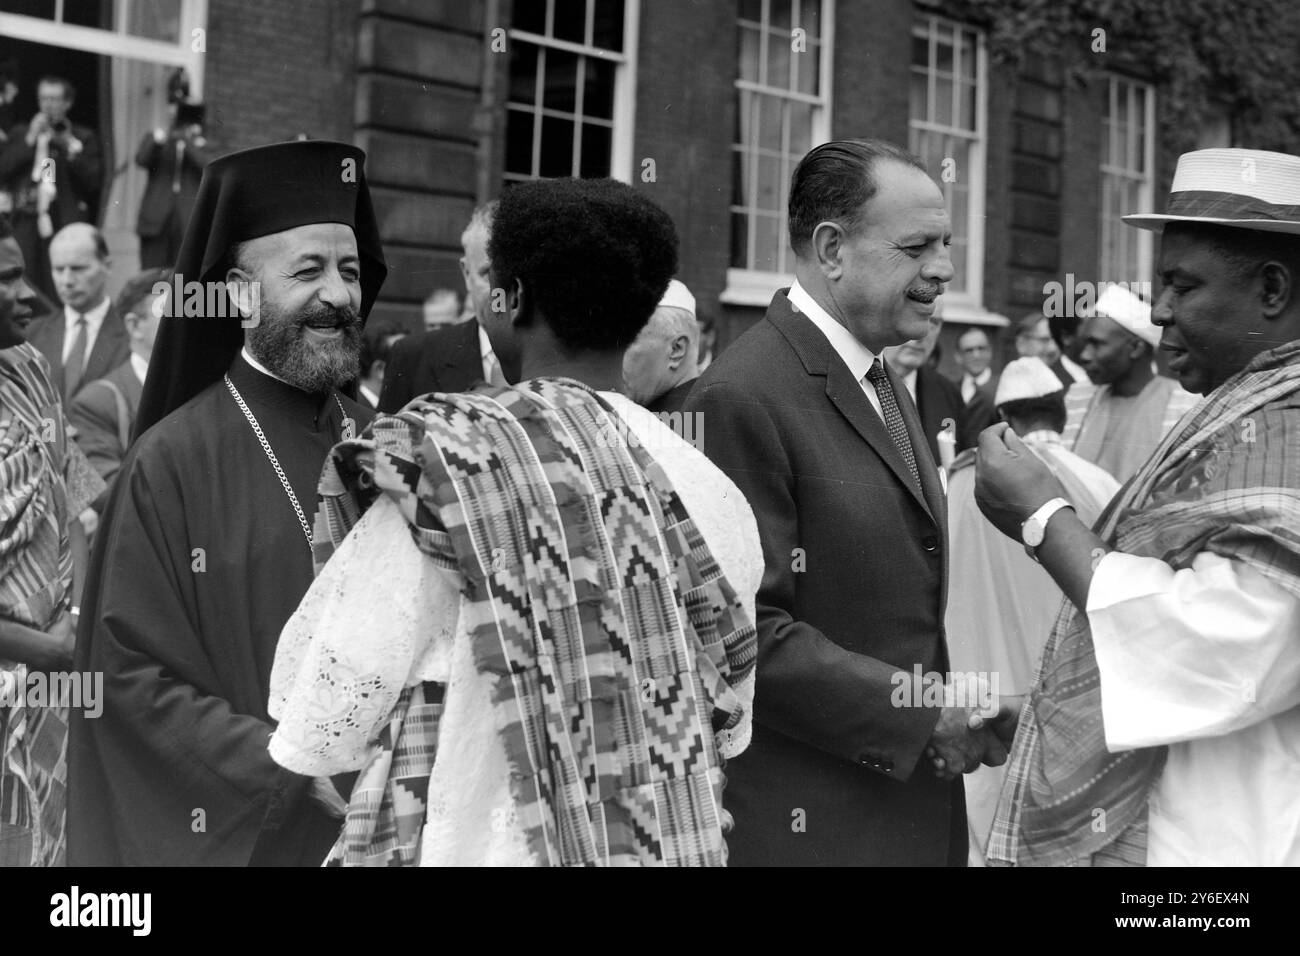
(1021, 497), (1074, 562)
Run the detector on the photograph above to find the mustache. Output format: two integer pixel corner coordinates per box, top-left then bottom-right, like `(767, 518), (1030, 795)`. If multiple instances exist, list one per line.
(297, 303), (361, 328)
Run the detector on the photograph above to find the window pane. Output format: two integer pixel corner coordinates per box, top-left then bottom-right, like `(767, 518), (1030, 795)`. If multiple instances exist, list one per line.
(912, 32), (930, 68)
(583, 57), (615, 119)
(739, 0), (763, 23)
(513, 0), (546, 35)
(936, 38), (953, 74)
(553, 0), (587, 44)
(934, 74), (954, 127)
(798, 0), (821, 40)
(126, 0), (182, 42)
(788, 100), (813, 155)
(753, 214), (781, 271)
(67, 0), (110, 28)
(758, 93), (783, 152)
(960, 32), (978, 82)
(509, 42), (540, 105)
(910, 71), (927, 123)
(540, 115), (575, 176)
(579, 122), (612, 177)
(591, 0), (624, 50)
(959, 80), (977, 132)
(505, 109), (536, 176)
(730, 213), (750, 269)
(768, 30), (792, 90)
(757, 153), (783, 213)
(732, 149), (751, 206)
(795, 42), (819, 95)
(768, 0), (793, 31)
(739, 24), (762, 84)
(543, 49), (579, 112)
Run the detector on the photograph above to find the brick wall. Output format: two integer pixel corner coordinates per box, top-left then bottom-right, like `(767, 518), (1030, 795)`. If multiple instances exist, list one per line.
(205, 0), (360, 150)
(633, 0), (736, 348)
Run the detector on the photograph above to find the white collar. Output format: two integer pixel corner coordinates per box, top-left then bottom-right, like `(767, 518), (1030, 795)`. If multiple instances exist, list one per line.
(477, 323), (493, 360)
(964, 367), (992, 386)
(65, 296), (110, 329)
(787, 280), (878, 382)
(359, 382), (379, 406)
(129, 352), (148, 384)
(240, 346), (293, 386)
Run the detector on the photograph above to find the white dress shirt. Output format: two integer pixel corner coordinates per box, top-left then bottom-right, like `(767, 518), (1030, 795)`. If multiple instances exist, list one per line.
(1088, 550), (1300, 865)
(900, 368), (918, 404)
(358, 383), (380, 407)
(786, 280), (883, 420)
(62, 296), (111, 365)
(478, 324), (505, 386)
(960, 367), (992, 404)
(129, 352), (148, 385)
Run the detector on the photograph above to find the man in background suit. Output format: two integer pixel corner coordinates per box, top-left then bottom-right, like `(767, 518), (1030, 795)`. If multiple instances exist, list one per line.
(885, 309), (993, 467)
(687, 139), (1006, 867)
(135, 97), (213, 269)
(955, 326), (998, 406)
(26, 223), (127, 403)
(68, 268), (167, 506)
(0, 76), (101, 299)
(378, 201), (502, 411)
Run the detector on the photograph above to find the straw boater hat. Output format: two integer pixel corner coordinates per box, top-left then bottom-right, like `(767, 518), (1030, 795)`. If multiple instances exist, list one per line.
(1091, 282), (1160, 348)
(1124, 148), (1300, 235)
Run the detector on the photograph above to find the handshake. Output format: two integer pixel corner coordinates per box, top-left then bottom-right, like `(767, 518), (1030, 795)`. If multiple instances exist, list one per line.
(922, 674), (1021, 781)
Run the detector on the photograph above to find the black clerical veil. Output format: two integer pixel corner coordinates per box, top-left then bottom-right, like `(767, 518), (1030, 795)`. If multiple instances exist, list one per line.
(134, 139), (387, 438)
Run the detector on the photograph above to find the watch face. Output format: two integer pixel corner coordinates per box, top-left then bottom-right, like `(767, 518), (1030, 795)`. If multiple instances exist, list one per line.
(1023, 518), (1045, 548)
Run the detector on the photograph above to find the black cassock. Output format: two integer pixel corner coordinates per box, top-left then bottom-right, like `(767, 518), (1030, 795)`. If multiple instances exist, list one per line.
(68, 355), (375, 866)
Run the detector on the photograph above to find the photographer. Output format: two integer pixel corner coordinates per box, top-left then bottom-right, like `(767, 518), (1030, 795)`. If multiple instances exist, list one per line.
(135, 69), (213, 269)
(0, 75), (103, 299)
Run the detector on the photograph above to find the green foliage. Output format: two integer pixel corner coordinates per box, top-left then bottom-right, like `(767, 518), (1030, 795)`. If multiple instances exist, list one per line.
(946, 0), (1300, 154)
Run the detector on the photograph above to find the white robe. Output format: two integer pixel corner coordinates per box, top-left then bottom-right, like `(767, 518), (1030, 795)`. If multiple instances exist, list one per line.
(945, 430), (1120, 864)
(268, 392), (763, 865)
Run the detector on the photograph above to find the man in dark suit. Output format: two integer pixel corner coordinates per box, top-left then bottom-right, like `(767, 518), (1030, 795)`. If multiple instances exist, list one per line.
(687, 139), (1006, 867)
(886, 312), (995, 464)
(378, 200), (501, 411)
(0, 76), (102, 299)
(68, 268), (167, 506)
(27, 223), (128, 403)
(955, 327), (999, 405)
(135, 100), (213, 269)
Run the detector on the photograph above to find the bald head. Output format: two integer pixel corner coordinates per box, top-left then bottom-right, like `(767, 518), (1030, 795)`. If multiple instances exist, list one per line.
(622, 304), (700, 406)
(50, 223), (111, 313)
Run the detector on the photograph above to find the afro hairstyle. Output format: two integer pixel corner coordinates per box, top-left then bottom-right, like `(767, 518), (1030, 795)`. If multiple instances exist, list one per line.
(488, 177), (678, 353)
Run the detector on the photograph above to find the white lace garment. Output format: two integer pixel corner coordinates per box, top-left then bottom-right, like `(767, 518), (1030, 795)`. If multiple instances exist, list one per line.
(268, 392), (761, 865)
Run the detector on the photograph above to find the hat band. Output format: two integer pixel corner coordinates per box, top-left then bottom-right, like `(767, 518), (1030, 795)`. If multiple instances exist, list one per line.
(1165, 189), (1300, 223)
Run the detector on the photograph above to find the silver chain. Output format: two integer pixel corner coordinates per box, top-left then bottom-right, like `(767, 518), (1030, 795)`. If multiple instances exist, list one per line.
(224, 374), (350, 551)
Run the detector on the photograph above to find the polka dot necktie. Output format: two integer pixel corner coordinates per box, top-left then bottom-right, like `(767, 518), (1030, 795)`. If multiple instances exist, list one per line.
(864, 358), (920, 490)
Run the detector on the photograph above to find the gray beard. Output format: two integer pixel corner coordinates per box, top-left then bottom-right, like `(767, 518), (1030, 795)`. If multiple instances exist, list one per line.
(246, 312), (361, 394)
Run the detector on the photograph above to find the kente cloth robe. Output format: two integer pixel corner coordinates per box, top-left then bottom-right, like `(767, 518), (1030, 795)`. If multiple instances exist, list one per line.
(67, 354), (372, 866)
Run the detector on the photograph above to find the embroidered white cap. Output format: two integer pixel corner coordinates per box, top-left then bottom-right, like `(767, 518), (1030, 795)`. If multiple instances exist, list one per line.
(995, 357), (1067, 406)
(1092, 282), (1160, 348)
(658, 278), (696, 316)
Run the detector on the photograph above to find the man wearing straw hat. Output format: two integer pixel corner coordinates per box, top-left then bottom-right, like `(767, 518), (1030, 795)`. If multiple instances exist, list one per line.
(975, 147), (1300, 866)
(1061, 282), (1199, 484)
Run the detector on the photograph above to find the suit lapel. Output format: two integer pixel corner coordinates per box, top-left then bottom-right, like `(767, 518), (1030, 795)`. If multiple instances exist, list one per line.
(770, 294), (936, 522)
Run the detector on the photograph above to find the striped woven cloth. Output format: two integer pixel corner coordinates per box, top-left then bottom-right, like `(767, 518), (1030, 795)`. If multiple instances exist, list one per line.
(312, 377), (756, 866)
(988, 338), (1300, 866)
(0, 344), (101, 868)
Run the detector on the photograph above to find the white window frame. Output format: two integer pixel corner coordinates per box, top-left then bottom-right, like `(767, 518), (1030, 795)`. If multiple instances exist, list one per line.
(908, 12), (993, 325)
(721, 0), (834, 307)
(1100, 75), (1155, 287)
(0, 1), (208, 96)
(504, 0), (639, 184)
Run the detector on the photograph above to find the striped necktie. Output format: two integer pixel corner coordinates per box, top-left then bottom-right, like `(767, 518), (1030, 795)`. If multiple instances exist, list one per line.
(64, 314), (89, 401)
(864, 358), (920, 489)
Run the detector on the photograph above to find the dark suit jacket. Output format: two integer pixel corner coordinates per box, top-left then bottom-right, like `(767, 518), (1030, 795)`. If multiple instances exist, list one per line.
(685, 290), (964, 866)
(378, 321), (484, 413)
(67, 358), (143, 505)
(27, 301), (130, 400)
(0, 121), (102, 226)
(135, 132), (213, 237)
